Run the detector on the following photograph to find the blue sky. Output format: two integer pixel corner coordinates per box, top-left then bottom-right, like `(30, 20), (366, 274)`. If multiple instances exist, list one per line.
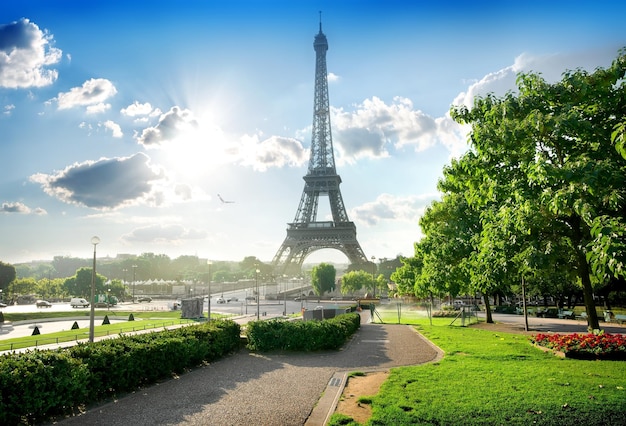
(1, 1), (624, 266)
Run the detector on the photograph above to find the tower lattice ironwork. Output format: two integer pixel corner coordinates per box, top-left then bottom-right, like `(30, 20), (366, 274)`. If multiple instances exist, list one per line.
(272, 20), (369, 275)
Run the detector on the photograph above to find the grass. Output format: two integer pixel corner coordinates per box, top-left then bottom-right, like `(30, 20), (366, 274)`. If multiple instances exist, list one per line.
(0, 310), (232, 352)
(329, 313), (626, 426)
(0, 309), (185, 322)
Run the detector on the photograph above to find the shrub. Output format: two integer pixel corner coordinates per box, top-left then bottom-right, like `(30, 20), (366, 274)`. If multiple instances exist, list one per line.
(69, 319), (241, 400)
(0, 319), (241, 423)
(245, 313), (360, 351)
(0, 350), (89, 425)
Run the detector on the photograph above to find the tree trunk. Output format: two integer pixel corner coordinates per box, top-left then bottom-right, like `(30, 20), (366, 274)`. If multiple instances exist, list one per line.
(569, 216), (601, 331)
(483, 293), (493, 323)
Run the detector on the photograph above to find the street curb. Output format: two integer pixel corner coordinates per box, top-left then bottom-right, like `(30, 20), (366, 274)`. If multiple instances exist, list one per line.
(305, 371), (348, 426)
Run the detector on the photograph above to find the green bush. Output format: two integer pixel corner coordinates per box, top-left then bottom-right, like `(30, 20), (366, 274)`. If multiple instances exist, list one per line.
(69, 319), (241, 400)
(245, 313), (360, 351)
(0, 350), (89, 425)
(0, 319), (241, 423)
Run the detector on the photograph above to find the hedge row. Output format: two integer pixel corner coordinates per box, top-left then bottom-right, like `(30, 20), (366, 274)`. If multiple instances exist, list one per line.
(245, 313), (361, 351)
(0, 319), (241, 425)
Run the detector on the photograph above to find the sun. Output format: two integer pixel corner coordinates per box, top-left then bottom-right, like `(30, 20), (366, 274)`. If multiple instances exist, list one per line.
(156, 111), (234, 180)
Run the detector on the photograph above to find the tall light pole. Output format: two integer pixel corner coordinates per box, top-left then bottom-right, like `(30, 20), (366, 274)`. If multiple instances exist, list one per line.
(371, 255), (376, 298)
(283, 274), (287, 316)
(207, 260), (212, 322)
(255, 268), (260, 320)
(132, 264), (137, 301)
(89, 236), (100, 343)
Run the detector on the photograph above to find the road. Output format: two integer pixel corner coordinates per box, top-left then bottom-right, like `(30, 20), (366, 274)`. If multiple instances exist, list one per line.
(477, 311), (626, 334)
(0, 291), (354, 343)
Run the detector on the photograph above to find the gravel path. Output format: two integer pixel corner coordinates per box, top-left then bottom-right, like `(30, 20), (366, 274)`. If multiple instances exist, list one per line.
(52, 314), (441, 426)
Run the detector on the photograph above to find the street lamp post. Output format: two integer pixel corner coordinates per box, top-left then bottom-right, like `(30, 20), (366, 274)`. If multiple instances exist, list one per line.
(132, 264), (137, 302)
(89, 236), (100, 343)
(207, 260), (212, 322)
(255, 268), (260, 320)
(371, 255), (376, 298)
(283, 275), (287, 316)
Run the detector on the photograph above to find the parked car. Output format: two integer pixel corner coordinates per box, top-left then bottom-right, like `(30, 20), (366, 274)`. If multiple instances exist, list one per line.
(36, 300), (52, 308)
(229, 296), (238, 302)
(536, 307), (559, 318)
(216, 297), (226, 304)
(138, 296), (152, 303)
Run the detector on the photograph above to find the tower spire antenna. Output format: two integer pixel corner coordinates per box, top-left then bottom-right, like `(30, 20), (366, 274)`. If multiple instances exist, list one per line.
(319, 10), (322, 32)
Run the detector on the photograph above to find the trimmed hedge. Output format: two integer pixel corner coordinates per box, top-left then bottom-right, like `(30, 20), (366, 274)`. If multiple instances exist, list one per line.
(0, 350), (89, 425)
(246, 312), (361, 351)
(0, 319), (241, 425)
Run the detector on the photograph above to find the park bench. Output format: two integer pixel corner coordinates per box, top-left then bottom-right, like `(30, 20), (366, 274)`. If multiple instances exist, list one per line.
(575, 312), (588, 321)
(615, 314), (626, 324)
(557, 310), (575, 319)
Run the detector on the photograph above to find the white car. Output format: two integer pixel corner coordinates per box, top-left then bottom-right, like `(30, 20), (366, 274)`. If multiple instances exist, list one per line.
(216, 297), (226, 304)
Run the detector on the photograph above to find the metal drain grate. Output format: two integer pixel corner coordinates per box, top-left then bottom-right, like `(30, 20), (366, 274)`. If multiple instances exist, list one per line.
(329, 377), (342, 387)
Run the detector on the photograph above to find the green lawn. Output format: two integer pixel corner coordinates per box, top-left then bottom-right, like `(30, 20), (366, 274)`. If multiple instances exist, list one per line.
(330, 313), (626, 425)
(0, 310), (231, 352)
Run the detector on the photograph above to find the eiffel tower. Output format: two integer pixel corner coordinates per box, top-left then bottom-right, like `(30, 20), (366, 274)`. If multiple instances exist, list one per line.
(272, 19), (369, 276)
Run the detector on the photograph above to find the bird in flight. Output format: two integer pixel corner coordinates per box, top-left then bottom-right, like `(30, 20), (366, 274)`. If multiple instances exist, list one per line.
(218, 194), (235, 204)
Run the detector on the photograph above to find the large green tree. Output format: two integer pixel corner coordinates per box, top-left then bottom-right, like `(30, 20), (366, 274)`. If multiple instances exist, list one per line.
(311, 263), (336, 297)
(340, 270), (371, 295)
(0, 261), (16, 294)
(450, 49), (626, 330)
(390, 256), (422, 297)
(63, 267), (107, 298)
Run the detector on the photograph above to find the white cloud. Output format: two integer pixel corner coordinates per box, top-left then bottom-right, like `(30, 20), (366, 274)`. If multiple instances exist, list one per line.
(121, 101), (161, 117)
(0, 18), (62, 89)
(327, 72), (340, 82)
(56, 78), (117, 111)
(236, 134), (308, 171)
(121, 223), (207, 244)
(1, 201), (47, 215)
(332, 96), (468, 162)
(29, 153), (166, 210)
(103, 120), (123, 138)
(3, 104), (15, 115)
(452, 49), (618, 110)
(136, 106), (197, 147)
(350, 193), (438, 227)
(86, 102), (111, 114)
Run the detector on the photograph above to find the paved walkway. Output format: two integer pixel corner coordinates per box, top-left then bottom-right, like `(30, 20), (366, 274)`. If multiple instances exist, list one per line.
(48, 313), (442, 426)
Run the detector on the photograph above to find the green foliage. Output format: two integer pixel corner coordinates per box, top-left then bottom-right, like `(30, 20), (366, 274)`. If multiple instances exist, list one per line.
(398, 49), (626, 329)
(311, 263), (337, 296)
(8, 277), (38, 297)
(63, 267), (106, 298)
(245, 313), (360, 351)
(0, 320), (241, 421)
(328, 413), (360, 425)
(0, 350), (89, 425)
(0, 261), (16, 292)
(340, 270), (371, 295)
(587, 215), (626, 280)
(68, 319), (241, 400)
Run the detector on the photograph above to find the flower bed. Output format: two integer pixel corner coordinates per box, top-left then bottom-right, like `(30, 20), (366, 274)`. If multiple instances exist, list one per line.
(531, 332), (626, 360)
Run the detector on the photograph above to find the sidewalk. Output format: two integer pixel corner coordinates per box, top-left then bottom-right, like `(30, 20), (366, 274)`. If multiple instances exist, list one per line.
(49, 312), (442, 426)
